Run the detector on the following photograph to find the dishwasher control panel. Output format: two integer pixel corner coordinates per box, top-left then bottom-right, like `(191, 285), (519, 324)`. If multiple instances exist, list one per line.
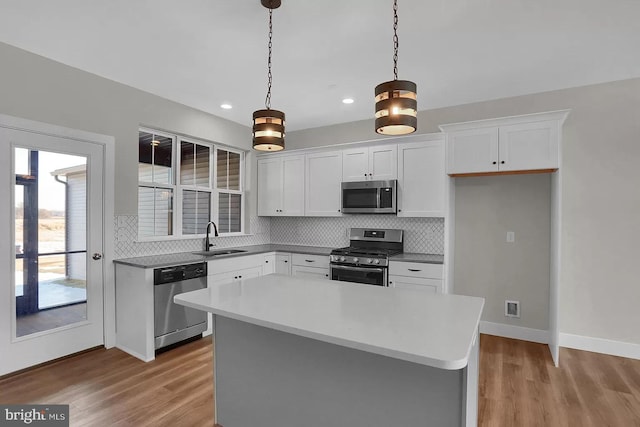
(154, 262), (207, 285)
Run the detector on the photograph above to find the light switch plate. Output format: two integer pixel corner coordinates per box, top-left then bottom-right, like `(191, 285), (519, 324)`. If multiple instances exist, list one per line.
(506, 231), (515, 243)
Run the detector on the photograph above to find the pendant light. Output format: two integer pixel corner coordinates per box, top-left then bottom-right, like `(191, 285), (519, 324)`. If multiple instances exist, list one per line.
(253, 0), (285, 151)
(374, 0), (417, 135)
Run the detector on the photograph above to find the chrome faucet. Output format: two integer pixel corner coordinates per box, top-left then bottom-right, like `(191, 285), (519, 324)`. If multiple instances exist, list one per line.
(205, 221), (219, 251)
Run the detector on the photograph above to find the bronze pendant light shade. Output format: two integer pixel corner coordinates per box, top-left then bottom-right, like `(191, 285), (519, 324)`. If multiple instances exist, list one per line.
(253, 109), (285, 151)
(253, 0), (285, 151)
(375, 0), (417, 136)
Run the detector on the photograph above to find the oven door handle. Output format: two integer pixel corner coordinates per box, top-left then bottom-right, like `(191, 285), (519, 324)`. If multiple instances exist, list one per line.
(331, 265), (385, 273)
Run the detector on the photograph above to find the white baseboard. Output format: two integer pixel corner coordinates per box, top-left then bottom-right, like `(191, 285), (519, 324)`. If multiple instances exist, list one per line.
(560, 333), (640, 360)
(479, 321), (549, 344)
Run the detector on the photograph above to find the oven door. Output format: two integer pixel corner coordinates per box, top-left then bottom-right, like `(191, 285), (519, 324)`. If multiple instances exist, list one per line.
(330, 264), (387, 287)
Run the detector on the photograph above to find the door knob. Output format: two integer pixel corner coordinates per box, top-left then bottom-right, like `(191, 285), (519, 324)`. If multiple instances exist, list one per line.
(92, 253), (102, 260)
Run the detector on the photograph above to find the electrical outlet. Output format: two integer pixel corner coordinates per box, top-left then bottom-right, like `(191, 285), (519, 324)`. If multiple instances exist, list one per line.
(506, 231), (515, 243)
(505, 300), (520, 318)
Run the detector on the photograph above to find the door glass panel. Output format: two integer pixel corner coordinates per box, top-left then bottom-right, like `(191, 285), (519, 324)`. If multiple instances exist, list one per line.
(14, 149), (88, 337)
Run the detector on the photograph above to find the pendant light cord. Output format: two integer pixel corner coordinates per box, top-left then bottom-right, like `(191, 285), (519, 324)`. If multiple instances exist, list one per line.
(265, 8), (273, 110)
(393, 0), (399, 81)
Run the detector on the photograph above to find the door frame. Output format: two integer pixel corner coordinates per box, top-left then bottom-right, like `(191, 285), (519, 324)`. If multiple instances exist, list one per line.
(0, 114), (116, 351)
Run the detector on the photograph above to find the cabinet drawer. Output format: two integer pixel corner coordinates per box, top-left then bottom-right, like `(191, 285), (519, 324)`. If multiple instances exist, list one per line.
(291, 265), (330, 280)
(208, 254), (263, 275)
(389, 275), (441, 293)
(389, 261), (443, 279)
(291, 253), (329, 268)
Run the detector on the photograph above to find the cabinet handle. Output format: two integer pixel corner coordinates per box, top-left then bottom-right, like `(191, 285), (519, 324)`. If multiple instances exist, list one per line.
(284, 260), (288, 263)
(492, 161), (497, 165)
(305, 259), (315, 263)
(265, 260), (269, 263)
(234, 276), (238, 279)
(325, 274), (329, 277)
(239, 275), (242, 278)
(501, 161), (505, 164)
(338, 209), (341, 212)
(408, 269), (421, 272)
(398, 209), (402, 212)
(364, 173), (367, 177)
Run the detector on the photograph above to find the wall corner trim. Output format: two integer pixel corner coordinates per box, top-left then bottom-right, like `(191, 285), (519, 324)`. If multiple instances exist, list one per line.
(560, 333), (640, 360)
(479, 321), (549, 344)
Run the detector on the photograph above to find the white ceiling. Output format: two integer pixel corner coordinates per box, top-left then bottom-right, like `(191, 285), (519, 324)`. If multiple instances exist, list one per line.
(0, 1), (639, 132)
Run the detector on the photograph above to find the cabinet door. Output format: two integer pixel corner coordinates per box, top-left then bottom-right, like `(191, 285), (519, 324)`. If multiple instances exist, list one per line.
(281, 155), (305, 215)
(208, 271), (237, 286)
(369, 144), (397, 181)
(275, 254), (291, 275)
(397, 140), (445, 217)
(342, 147), (369, 182)
(389, 275), (441, 293)
(447, 127), (499, 174)
(236, 266), (262, 281)
(263, 254), (276, 275)
(257, 158), (282, 216)
(498, 121), (559, 172)
(305, 151), (343, 216)
(291, 265), (330, 280)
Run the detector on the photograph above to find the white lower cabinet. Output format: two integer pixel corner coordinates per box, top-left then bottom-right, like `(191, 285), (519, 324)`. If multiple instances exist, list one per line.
(276, 254), (292, 275)
(388, 261), (444, 293)
(263, 252), (292, 275)
(291, 253), (330, 280)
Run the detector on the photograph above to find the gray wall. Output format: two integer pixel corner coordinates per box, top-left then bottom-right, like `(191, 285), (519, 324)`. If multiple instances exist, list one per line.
(0, 41), (251, 216)
(454, 175), (550, 330)
(288, 78), (640, 345)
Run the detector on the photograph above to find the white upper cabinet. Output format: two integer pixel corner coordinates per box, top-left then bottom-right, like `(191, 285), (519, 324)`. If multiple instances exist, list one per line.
(305, 150), (343, 216)
(342, 144), (397, 181)
(397, 137), (446, 217)
(440, 110), (570, 176)
(257, 155), (305, 216)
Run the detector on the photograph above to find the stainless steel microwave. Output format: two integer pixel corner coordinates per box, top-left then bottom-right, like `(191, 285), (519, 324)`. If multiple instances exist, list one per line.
(341, 180), (397, 214)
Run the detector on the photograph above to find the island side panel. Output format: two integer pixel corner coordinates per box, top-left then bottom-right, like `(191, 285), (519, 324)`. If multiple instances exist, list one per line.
(462, 328), (480, 427)
(214, 316), (465, 427)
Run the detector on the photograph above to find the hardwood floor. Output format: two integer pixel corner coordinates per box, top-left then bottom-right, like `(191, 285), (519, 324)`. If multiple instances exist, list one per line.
(1, 334), (639, 426)
(479, 334), (640, 427)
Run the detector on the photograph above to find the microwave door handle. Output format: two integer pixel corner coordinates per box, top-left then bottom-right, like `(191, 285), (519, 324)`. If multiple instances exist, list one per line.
(376, 188), (381, 209)
(331, 265), (385, 273)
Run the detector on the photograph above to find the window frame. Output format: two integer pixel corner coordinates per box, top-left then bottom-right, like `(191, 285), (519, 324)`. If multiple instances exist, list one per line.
(137, 128), (177, 240)
(137, 128), (245, 242)
(214, 146), (245, 236)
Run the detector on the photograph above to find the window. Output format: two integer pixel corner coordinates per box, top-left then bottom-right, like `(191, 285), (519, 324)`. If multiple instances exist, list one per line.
(216, 148), (243, 233)
(138, 128), (244, 239)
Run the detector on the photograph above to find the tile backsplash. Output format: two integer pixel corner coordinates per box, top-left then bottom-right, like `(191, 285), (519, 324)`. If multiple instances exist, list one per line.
(113, 215), (444, 259)
(270, 216), (444, 254)
(113, 215), (271, 259)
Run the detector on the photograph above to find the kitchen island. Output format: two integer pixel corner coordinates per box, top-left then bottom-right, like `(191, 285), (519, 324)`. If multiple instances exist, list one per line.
(174, 274), (484, 427)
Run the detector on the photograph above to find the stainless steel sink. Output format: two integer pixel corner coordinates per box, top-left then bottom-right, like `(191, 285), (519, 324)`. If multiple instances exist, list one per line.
(192, 249), (248, 257)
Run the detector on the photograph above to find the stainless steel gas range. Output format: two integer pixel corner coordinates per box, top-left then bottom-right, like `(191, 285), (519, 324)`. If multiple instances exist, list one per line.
(329, 228), (403, 287)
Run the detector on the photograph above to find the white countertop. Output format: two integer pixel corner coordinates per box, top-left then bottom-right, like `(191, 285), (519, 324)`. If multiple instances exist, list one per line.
(175, 274), (483, 370)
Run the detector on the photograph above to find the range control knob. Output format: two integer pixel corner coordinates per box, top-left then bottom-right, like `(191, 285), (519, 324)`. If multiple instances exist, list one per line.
(373, 259), (380, 265)
(340, 256), (346, 262)
(353, 258), (359, 263)
(367, 258), (373, 264)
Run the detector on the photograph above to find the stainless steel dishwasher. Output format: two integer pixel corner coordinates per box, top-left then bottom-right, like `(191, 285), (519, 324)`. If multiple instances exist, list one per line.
(153, 262), (207, 350)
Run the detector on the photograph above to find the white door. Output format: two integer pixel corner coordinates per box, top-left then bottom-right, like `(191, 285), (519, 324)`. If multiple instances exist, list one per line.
(342, 147), (368, 181)
(281, 155), (305, 216)
(398, 140), (445, 217)
(0, 127), (104, 376)
(369, 144), (397, 181)
(446, 127), (499, 174)
(257, 157), (282, 216)
(305, 151), (343, 216)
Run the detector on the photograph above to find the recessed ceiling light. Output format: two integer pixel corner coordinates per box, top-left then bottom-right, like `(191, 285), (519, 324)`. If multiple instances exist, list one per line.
(342, 98), (354, 104)
(221, 104), (233, 109)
